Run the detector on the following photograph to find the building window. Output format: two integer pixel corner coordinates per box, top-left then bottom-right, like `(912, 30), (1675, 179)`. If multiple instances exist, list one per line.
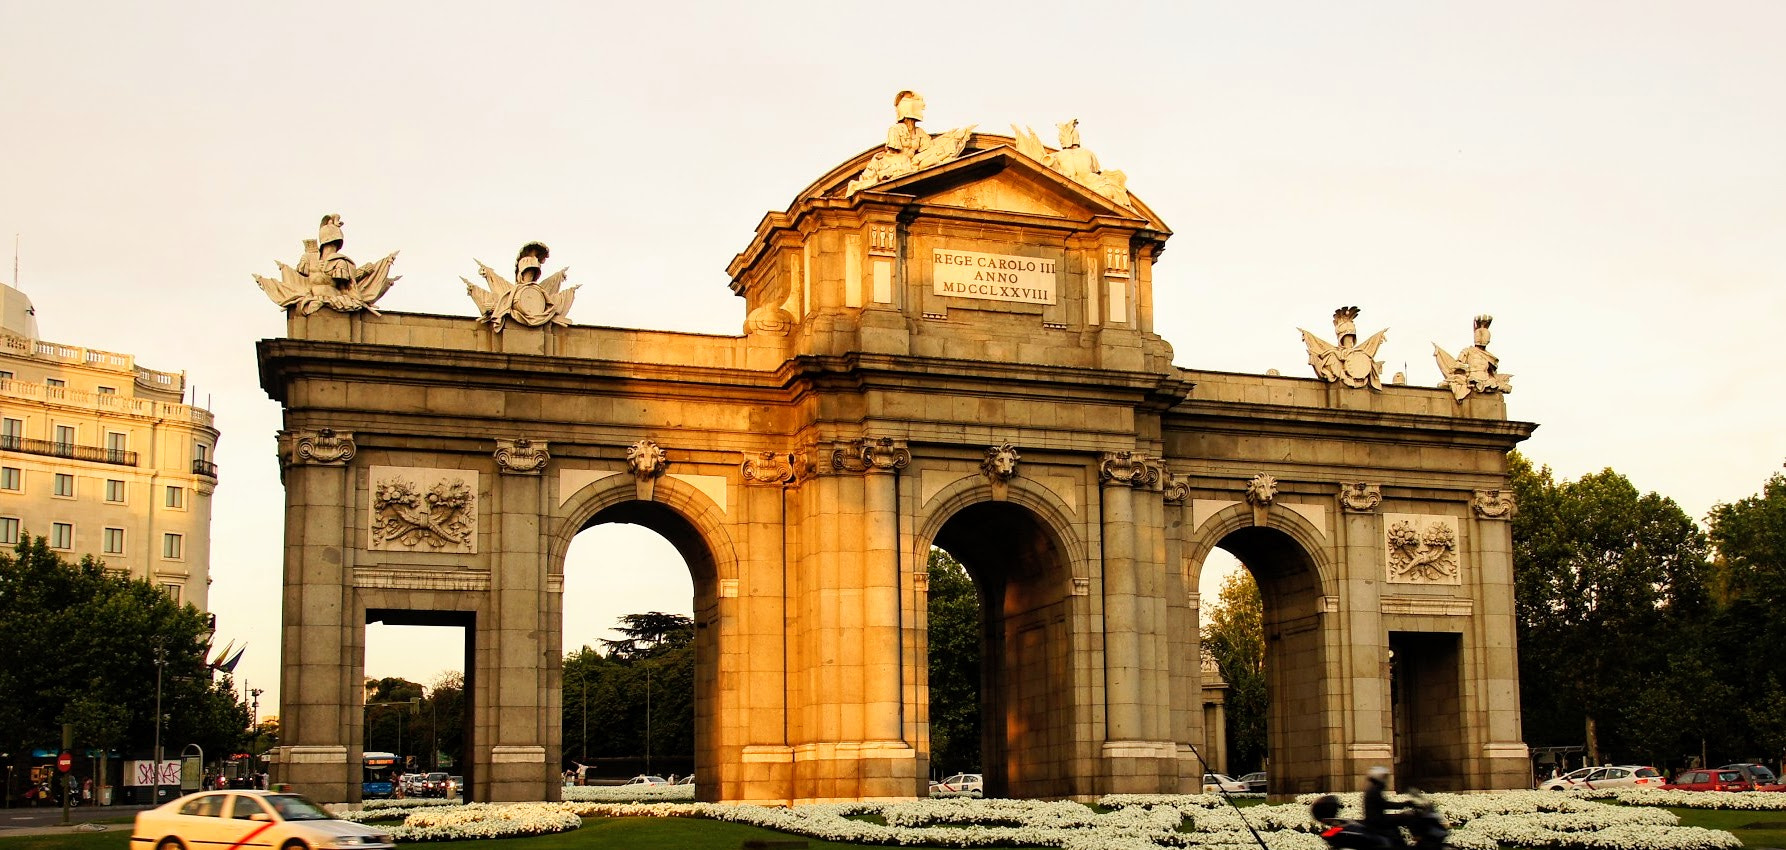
(1, 418), (20, 450)
(105, 479), (126, 503)
(162, 583), (181, 604)
(103, 527), (124, 555)
(0, 467), (18, 491)
(50, 523), (72, 550)
(0, 517), (18, 544)
(162, 533), (183, 560)
(0, 370), (12, 381)
(44, 378), (64, 388)
(96, 386), (115, 395)
(53, 425), (74, 454)
(105, 432), (128, 463)
(53, 473), (74, 498)
(166, 485), (184, 508)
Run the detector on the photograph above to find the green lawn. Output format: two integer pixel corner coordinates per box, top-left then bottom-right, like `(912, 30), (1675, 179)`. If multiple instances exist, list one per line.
(1670, 807), (1786, 849)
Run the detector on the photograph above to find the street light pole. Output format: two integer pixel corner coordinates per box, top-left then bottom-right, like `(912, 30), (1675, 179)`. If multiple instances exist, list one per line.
(249, 688), (263, 786)
(152, 645), (167, 803)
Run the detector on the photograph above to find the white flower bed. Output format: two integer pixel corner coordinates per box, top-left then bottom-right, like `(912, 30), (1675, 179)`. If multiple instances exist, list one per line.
(560, 784), (696, 803)
(321, 788), (1746, 847)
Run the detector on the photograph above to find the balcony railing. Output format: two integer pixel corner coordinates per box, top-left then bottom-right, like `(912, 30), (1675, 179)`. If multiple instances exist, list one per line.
(0, 434), (138, 466)
(193, 459), (218, 478)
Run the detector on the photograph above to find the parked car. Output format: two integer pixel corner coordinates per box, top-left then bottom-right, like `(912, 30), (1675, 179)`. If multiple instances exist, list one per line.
(447, 776), (463, 798)
(419, 772), (450, 798)
(929, 773), (983, 797)
(621, 775), (669, 787)
(1665, 769), (1752, 792)
(673, 775), (695, 786)
(1537, 765), (1664, 791)
(1238, 771), (1268, 793)
(1203, 773), (1248, 794)
(1719, 764), (1786, 790)
(132, 790), (394, 850)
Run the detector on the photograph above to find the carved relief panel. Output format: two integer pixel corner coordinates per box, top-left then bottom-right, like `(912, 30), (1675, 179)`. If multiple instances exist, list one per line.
(1383, 513), (1460, 585)
(368, 466), (479, 554)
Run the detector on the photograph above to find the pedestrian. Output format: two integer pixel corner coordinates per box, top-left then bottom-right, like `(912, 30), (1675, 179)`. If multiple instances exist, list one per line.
(82, 777), (93, 803)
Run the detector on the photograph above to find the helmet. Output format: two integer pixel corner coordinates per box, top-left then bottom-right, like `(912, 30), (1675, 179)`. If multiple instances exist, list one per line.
(318, 214), (345, 248)
(1310, 794), (1341, 822)
(1367, 765), (1390, 785)
(514, 242), (550, 281)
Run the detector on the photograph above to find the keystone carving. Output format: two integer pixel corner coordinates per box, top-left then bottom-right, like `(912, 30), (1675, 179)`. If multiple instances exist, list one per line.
(1244, 474), (1279, 507)
(255, 214), (399, 315)
(370, 473), (476, 552)
(1301, 306), (1388, 390)
(493, 439), (550, 475)
(627, 440), (668, 479)
(1098, 451), (1160, 489)
(741, 451), (796, 486)
(1338, 482), (1382, 513)
(1472, 489), (1516, 519)
(1435, 315), (1514, 402)
(1386, 516), (1460, 584)
(285, 428), (357, 467)
(981, 443), (1021, 482)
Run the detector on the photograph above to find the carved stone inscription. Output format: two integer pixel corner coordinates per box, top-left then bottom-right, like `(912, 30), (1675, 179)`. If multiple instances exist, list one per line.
(932, 249), (1058, 304)
(368, 466), (479, 554)
(1384, 513), (1459, 585)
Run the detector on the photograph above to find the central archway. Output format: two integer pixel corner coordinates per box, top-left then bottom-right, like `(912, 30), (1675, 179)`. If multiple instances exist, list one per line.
(927, 499), (1080, 799)
(548, 480), (733, 801)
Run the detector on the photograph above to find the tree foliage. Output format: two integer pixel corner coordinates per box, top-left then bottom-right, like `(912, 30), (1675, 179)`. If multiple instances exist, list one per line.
(926, 548), (982, 777)
(0, 537), (247, 781)
(1202, 569), (1266, 772)
(563, 613), (695, 767)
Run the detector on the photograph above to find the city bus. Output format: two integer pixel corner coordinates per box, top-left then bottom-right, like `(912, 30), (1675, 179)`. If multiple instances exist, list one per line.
(363, 751), (399, 799)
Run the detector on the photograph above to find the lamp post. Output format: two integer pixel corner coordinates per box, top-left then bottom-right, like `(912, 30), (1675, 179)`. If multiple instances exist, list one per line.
(249, 688), (263, 786)
(152, 645), (167, 802)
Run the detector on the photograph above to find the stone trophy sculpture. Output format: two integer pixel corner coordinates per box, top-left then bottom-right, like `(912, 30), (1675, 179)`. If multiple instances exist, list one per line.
(464, 242), (579, 332)
(1300, 306), (1388, 390)
(844, 91), (976, 196)
(1434, 315), (1513, 401)
(255, 214), (400, 315)
(1011, 118), (1133, 209)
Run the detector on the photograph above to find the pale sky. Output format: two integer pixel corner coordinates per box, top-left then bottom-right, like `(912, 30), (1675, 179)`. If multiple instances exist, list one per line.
(3, 2), (1783, 719)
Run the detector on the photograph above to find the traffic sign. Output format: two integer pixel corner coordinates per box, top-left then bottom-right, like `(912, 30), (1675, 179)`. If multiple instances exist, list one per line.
(56, 751), (71, 772)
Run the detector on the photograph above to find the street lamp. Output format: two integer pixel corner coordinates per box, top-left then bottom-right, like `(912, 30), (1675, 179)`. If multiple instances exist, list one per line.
(152, 645), (167, 802)
(366, 699), (421, 770)
(249, 688), (263, 786)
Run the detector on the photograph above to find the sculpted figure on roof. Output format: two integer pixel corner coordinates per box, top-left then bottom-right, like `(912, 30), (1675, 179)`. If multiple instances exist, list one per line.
(255, 214), (401, 315)
(1301, 306), (1388, 390)
(1012, 118), (1133, 209)
(1435, 315), (1513, 401)
(465, 242), (579, 332)
(844, 91), (976, 196)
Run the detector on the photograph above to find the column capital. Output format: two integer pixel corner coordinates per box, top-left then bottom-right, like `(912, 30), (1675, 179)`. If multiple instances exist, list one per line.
(1338, 482), (1382, 513)
(494, 438), (550, 475)
(280, 428), (356, 468)
(832, 436), (909, 475)
(1098, 450), (1160, 489)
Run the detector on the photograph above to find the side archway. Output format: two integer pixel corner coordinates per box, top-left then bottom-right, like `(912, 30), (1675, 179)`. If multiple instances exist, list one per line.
(1183, 503), (1338, 795)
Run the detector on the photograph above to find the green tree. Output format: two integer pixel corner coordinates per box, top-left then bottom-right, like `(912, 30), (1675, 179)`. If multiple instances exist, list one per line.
(362, 677), (423, 766)
(1708, 472), (1786, 604)
(0, 537), (247, 784)
(926, 548), (981, 777)
(562, 613), (696, 771)
(1202, 569), (1266, 772)
(1510, 453), (1711, 762)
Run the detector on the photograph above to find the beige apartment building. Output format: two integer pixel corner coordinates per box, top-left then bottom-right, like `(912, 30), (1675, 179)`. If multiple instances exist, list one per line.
(0, 282), (218, 608)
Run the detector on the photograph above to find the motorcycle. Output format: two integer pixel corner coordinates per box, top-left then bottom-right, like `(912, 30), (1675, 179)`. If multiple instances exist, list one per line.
(1311, 792), (1452, 850)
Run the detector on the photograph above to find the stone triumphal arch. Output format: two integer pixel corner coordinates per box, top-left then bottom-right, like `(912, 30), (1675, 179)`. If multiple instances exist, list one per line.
(259, 95), (1534, 804)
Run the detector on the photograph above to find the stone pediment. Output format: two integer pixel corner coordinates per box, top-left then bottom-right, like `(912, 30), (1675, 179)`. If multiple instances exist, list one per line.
(804, 135), (1170, 233)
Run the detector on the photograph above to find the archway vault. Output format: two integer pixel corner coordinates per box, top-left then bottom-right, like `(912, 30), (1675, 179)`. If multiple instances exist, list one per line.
(260, 127), (1534, 803)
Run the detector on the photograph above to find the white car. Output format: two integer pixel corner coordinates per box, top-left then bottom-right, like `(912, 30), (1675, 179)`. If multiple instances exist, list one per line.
(929, 773), (984, 797)
(1203, 773), (1248, 793)
(132, 790), (394, 850)
(621, 774), (669, 787)
(1538, 764), (1665, 791)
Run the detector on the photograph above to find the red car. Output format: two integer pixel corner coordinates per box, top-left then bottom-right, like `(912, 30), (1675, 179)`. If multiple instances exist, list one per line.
(1665, 769), (1752, 792)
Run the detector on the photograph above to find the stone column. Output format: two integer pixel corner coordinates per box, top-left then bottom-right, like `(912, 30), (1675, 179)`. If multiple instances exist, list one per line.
(736, 451), (795, 803)
(1098, 451), (1173, 792)
(1100, 465), (1141, 742)
(1337, 483), (1392, 784)
(485, 454), (549, 801)
(1470, 488), (1527, 789)
(271, 429), (358, 801)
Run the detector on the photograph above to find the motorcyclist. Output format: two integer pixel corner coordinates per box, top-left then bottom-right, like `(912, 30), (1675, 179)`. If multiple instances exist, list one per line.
(1363, 766), (1417, 846)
